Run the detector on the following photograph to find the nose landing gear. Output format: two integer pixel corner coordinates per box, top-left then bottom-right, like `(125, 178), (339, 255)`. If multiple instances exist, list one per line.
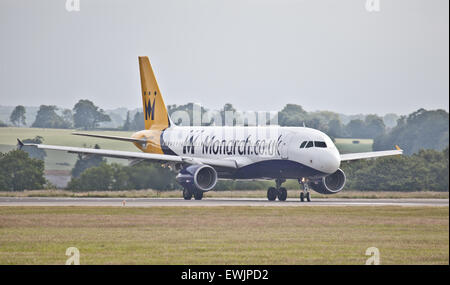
(299, 178), (311, 202)
(266, 178), (287, 201)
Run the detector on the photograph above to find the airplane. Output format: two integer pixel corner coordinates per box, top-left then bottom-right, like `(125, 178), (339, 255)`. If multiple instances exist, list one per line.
(18, 56), (403, 202)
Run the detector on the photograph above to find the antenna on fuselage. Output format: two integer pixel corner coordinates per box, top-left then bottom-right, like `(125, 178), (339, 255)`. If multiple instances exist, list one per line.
(302, 122), (306, 127)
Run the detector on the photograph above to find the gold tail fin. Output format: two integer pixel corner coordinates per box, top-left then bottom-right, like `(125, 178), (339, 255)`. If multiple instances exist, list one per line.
(138, 56), (171, 130)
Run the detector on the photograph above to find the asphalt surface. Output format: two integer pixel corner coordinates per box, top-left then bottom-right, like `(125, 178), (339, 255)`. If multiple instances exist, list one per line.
(0, 197), (447, 207)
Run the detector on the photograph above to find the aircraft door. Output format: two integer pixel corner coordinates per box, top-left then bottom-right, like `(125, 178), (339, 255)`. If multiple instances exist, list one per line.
(279, 133), (293, 159)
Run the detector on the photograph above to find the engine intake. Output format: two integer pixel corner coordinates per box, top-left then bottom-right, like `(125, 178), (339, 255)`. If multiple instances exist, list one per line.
(309, 168), (346, 194)
(176, 164), (218, 192)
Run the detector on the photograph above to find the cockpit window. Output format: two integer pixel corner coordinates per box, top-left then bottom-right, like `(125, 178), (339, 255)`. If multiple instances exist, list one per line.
(314, 141), (327, 148)
(300, 141), (307, 148)
(305, 141), (313, 148)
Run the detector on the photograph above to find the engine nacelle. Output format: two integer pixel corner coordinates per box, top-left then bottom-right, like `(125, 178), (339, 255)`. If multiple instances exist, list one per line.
(309, 168), (346, 194)
(176, 164), (218, 192)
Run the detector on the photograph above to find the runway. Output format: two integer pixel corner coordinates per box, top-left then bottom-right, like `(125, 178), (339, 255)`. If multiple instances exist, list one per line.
(0, 197), (447, 207)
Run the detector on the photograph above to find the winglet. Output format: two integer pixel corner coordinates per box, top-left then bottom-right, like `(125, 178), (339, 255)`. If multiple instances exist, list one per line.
(395, 145), (402, 151)
(17, 138), (24, 149)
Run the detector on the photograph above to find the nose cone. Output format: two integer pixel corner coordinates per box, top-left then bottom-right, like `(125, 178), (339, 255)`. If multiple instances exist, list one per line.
(321, 150), (341, 174)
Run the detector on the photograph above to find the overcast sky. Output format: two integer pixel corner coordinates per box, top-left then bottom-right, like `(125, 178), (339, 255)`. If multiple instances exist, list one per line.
(0, 0), (448, 115)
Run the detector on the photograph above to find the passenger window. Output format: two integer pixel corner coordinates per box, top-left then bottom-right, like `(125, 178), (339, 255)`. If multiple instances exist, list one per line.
(305, 141), (313, 148)
(300, 141), (307, 148)
(314, 141), (327, 148)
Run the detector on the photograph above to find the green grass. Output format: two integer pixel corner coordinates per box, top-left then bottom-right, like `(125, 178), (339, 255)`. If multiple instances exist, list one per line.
(0, 206), (447, 264)
(0, 127), (137, 170)
(334, 138), (373, 154)
(0, 190), (448, 199)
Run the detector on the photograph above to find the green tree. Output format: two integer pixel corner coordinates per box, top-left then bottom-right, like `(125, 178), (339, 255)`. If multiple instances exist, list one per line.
(67, 161), (178, 191)
(71, 144), (106, 178)
(127, 162), (177, 190)
(61, 109), (74, 128)
(308, 111), (341, 126)
(383, 113), (399, 129)
(364, 114), (386, 138)
(130, 111), (145, 130)
(168, 103), (212, 126)
(10, 105), (26, 127)
(373, 109), (449, 155)
(122, 111), (131, 130)
(345, 119), (366, 138)
(21, 136), (47, 160)
(67, 162), (114, 191)
(73, 99), (111, 130)
(31, 105), (71, 129)
(328, 119), (345, 138)
(278, 104), (308, 127)
(341, 146), (449, 191)
(0, 150), (46, 191)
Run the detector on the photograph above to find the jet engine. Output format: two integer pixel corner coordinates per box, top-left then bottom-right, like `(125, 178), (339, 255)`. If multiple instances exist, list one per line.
(309, 168), (346, 194)
(176, 164), (218, 192)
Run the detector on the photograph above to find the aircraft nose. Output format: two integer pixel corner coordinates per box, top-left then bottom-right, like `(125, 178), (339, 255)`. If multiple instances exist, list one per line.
(322, 151), (341, 174)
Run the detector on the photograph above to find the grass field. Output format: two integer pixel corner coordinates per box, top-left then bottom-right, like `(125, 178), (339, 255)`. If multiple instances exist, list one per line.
(0, 206), (447, 264)
(0, 190), (448, 199)
(334, 138), (373, 153)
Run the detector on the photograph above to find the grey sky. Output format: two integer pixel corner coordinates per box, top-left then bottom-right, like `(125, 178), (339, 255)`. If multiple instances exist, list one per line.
(0, 0), (448, 115)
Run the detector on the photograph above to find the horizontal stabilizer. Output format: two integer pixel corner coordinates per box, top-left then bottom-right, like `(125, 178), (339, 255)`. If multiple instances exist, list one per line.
(72, 132), (147, 144)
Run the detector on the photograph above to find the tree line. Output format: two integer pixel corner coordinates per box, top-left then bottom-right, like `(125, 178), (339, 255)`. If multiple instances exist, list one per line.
(2, 101), (397, 138)
(373, 108), (449, 155)
(4, 100), (111, 130)
(341, 147), (449, 191)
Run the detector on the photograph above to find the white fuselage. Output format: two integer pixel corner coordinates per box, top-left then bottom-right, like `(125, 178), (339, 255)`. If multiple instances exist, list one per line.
(159, 125), (341, 179)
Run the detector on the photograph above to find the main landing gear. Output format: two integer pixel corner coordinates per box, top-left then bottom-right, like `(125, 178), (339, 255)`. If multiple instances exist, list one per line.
(183, 187), (204, 200)
(299, 178), (311, 202)
(267, 178), (287, 201)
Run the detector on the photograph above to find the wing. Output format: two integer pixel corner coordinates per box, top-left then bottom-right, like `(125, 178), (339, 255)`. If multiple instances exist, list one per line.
(17, 139), (238, 169)
(340, 146), (403, 161)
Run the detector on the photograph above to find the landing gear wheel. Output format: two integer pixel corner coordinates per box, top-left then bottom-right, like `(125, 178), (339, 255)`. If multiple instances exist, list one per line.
(267, 187), (277, 201)
(306, 191), (311, 202)
(183, 188), (193, 200)
(298, 178), (311, 202)
(278, 187), (287, 201)
(194, 190), (204, 200)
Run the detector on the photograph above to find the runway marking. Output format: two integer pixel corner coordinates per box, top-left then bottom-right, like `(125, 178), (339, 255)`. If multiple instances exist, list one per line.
(0, 197), (447, 207)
